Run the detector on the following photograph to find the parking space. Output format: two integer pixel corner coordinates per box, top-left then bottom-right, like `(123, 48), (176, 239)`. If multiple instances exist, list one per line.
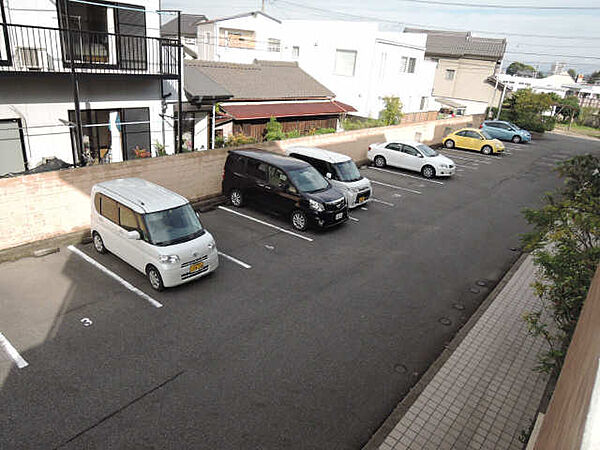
(1, 133), (598, 449)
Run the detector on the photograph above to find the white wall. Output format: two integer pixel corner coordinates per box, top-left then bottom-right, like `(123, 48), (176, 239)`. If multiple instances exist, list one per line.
(0, 77), (174, 168)
(196, 14), (283, 64)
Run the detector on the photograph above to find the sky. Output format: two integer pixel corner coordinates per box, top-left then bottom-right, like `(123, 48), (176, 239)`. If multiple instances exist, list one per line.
(160, 0), (600, 75)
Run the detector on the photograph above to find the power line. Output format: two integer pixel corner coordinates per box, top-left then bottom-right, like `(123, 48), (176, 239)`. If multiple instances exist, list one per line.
(276, 0), (600, 41)
(505, 51), (600, 61)
(394, 0), (600, 11)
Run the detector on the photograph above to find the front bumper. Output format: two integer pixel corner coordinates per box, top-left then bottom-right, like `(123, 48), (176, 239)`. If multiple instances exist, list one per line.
(437, 166), (456, 176)
(348, 188), (372, 209)
(310, 208), (348, 228)
(160, 248), (219, 288)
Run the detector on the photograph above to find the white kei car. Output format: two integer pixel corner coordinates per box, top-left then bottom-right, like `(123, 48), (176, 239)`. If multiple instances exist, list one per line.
(367, 141), (456, 178)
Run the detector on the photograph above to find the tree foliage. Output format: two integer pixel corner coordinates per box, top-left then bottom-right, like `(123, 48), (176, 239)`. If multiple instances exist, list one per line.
(500, 89), (555, 132)
(379, 96), (404, 126)
(588, 70), (600, 84)
(506, 61), (536, 76)
(522, 154), (600, 373)
(567, 69), (577, 81)
(264, 116), (286, 141)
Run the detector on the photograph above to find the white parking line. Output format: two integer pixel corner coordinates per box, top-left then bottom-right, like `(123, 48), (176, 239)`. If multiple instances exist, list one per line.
(217, 206), (313, 242)
(367, 167), (444, 185)
(349, 216), (359, 222)
(218, 251), (252, 269)
(439, 152), (491, 164)
(440, 150), (495, 162)
(68, 245), (163, 308)
(371, 180), (422, 195)
(0, 332), (29, 369)
(371, 198), (395, 207)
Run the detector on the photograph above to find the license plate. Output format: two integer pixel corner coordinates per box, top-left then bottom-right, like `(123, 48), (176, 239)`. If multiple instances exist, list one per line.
(189, 262), (204, 273)
(358, 196), (366, 203)
(335, 212), (343, 220)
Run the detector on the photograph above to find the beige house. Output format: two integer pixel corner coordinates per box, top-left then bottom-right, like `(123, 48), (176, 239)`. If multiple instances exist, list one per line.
(405, 29), (507, 115)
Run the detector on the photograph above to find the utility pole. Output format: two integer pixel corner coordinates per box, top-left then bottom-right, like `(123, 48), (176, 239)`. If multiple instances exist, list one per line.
(261, 0), (265, 12)
(496, 83), (507, 120)
(177, 10), (183, 153)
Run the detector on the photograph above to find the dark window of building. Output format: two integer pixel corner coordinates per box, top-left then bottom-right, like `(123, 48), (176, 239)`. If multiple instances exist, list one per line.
(121, 108), (151, 160)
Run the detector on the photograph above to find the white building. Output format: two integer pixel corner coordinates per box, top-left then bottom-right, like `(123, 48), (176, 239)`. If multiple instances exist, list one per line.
(497, 73), (575, 98)
(188, 12), (436, 119)
(0, 0), (180, 176)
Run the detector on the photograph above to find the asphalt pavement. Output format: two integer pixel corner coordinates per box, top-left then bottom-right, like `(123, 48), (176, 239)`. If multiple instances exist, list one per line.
(0, 133), (598, 449)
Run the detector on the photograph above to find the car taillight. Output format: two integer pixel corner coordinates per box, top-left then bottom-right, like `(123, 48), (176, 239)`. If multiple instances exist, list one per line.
(479, 124), (483, 129)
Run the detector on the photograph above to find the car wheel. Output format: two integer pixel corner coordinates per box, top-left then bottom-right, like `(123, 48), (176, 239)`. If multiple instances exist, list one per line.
(92, 232), (107, 254)
(445, 139), (455, 149)
(374, 156), (386, 168)
(512, 135), (521, 144)
(230, 189), (244, 207)
(481, 145), (492, 155)
(147, 265), (164, 291)
(421, 165), (435, 179)
(291, 210), (308, 231)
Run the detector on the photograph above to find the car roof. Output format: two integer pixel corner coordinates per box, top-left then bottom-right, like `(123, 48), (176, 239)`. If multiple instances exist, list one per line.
(484, 120), (511, 125)
(93, 178), (189, 214)
(230, 148), (311, 171)
(287, 146), (351, 164)
(386, 140), (424, 147)
(455, 128), (481, 132)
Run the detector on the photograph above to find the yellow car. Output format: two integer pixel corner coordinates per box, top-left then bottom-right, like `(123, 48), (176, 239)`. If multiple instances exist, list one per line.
(442, 128), (505, 155)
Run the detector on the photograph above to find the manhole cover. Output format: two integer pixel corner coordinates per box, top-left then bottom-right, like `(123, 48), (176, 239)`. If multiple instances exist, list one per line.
(453, 303), (465, 311)
(439, 317), (452, 326)
(394, 364), (408, 374)
(476, 280), (487, 287)
(470, 287), (480, 294)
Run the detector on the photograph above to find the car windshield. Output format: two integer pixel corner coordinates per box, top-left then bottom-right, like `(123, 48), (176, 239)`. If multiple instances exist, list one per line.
(481, 130), (493, 139)
(333, 160), (361, 182)
(287, 166), (329, 193)
(144, 204), (204, 247)
(416, 144), (438, 157)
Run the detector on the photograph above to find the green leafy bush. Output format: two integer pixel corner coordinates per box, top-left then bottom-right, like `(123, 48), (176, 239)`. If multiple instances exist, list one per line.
(265, 117), (286, 141)
(226, 133), (257, 147)
(342, 118), (385, 130)
(499, 89), (555, 133)
(379, 96), (404, 126)
(313, 127), (336, 135)
(285, 129), (301, 139)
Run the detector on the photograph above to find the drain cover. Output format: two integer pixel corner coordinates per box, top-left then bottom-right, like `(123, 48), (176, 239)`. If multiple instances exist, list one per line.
(470, 287), (480, 294)
(394, 364), (408, 374)
(453, 303), (465, 311)
(477, 280), (487, 287)
(439, 317), (452, 326)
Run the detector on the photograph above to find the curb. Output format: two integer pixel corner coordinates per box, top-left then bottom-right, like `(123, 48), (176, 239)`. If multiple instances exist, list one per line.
(362, 252), (529, 450)
(0, 195), (227, 264)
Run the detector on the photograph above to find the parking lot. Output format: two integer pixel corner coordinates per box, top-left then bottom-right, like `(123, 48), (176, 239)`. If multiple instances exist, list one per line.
(1, 133), (598, 449)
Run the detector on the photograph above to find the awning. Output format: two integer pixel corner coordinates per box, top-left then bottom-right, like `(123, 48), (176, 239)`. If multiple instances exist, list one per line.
(220, 101), (357, 120)
(436, 98), (466, 109)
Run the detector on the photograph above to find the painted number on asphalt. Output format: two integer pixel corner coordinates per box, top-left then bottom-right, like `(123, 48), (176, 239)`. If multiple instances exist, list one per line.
(80, 317), (93, 327)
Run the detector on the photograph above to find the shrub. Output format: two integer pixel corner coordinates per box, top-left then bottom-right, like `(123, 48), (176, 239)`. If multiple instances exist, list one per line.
(226, 133), (257, 147)
(314, 127), (336, 135)
(342, 117), (385, 130)
(265, 117), (285, 141)
(379, 96), (404, 126)
(214, 135), (225, 148)
(286, 129), (301, 139)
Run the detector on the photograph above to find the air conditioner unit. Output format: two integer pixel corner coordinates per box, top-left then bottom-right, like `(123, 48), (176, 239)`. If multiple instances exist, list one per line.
(16, 47), (53, 71)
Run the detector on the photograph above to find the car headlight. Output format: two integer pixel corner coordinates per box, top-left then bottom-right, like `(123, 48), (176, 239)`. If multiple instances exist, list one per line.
(207, 240), (216, 250)
(440, 164), (449, 168)
(309, 199), (324, 212)
(159, 255), (180, 264)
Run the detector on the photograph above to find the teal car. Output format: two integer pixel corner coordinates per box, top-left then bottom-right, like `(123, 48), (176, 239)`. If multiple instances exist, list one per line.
(480, 120), (531, 144)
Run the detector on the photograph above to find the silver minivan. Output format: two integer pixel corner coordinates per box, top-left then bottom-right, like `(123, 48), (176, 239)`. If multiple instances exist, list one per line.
(90, 178), (219, 291)
(286, 146), (372, 208)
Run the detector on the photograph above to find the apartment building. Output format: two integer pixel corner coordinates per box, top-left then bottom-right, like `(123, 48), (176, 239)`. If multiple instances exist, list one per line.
(0, 0), (180, 176)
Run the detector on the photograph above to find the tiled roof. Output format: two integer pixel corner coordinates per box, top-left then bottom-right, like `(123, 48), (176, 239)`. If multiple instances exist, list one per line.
(161, 14), (207, 37)
(404, 28), (506, 61)
(184, 59), (335, 100)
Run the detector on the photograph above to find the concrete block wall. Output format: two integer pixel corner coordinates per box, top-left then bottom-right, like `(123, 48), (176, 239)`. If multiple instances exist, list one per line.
(0, 115), (483, 251)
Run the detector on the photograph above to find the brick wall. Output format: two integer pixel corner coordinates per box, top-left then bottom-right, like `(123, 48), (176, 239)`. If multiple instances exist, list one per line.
(0, 115), (483, 251)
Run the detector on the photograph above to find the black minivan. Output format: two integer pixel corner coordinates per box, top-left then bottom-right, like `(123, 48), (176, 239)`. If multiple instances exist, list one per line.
(222, 149), (348, 231)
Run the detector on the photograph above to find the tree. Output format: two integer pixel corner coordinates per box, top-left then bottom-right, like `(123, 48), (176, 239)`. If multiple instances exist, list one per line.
(379, 96), (404, 126)
(588, 70), (600, 84)
(553, 95), (581, 123)
(567, 68), (577, 81)
(500, 88), (555, 132)
(522, 154), (600, 373)
(264, 117), (285, 141)
(506, 61), (536, 76)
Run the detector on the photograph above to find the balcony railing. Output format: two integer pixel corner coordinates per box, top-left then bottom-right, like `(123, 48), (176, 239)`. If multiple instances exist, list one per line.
(0, 23), (179, 77)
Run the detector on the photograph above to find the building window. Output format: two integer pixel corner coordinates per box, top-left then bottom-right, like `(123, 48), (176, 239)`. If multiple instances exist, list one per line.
(399, 57), (408, 73)
(400, 57), (416, 73)
(268, 38), (281, 52)
(334, 49), (357, 77)
(219, 28), (255, 49)
(420, 96), (427, 110)
(407, 57), (416, 73)
(292, 46), (300, 59)
(445, 69), (456, 80)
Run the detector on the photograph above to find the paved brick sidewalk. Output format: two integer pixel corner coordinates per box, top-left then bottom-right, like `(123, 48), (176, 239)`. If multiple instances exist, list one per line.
(377, 255), (550, 450)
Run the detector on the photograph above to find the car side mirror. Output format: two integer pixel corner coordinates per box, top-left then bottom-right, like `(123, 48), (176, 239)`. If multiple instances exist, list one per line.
(326, 172), (332, 179)
(126, 230), (141, 240)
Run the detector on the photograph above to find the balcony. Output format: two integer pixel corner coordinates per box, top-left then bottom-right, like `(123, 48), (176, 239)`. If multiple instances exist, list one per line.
(0, 23), (179, 78)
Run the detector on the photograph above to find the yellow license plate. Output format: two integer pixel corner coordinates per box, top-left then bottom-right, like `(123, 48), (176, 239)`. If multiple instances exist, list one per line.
(189, 262), (204, 273)
(358, 196), (366, 203)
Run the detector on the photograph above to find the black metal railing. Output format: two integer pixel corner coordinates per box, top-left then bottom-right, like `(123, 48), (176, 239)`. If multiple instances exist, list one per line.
(0, 23), (179, 77)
